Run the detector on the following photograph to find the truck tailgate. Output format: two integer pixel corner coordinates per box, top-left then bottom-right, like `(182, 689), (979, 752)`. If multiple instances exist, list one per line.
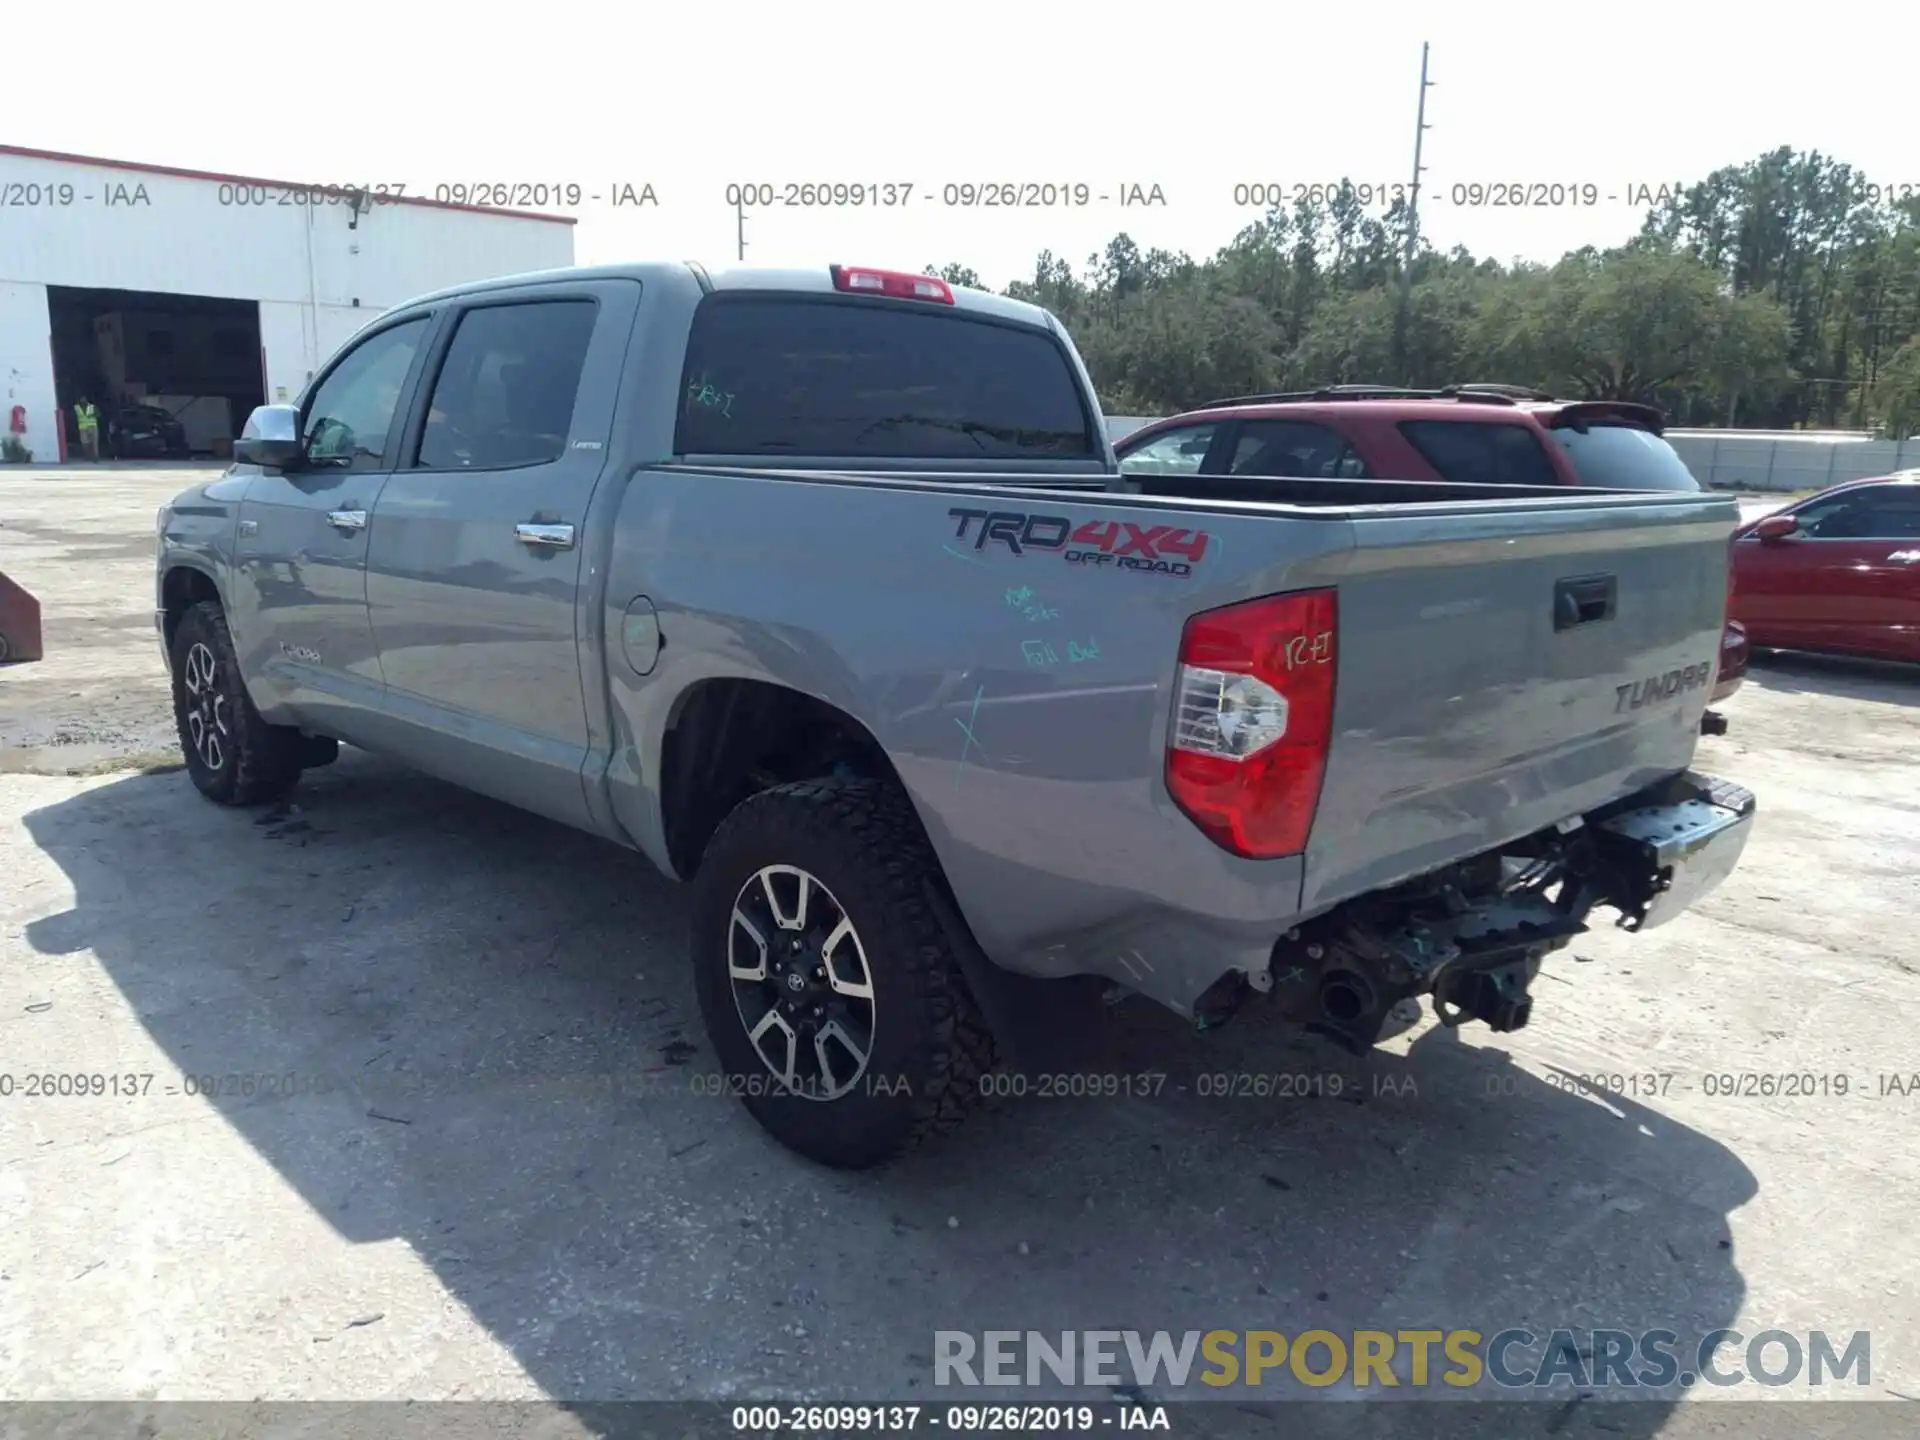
(1299, 492), (1738, 913)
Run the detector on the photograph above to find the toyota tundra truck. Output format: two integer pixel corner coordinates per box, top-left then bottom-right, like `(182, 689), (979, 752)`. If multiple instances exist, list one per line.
(154, 261), (1756, 1168)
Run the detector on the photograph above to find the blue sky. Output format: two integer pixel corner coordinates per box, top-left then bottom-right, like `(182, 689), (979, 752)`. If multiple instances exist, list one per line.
(13, 1), (1915, 288)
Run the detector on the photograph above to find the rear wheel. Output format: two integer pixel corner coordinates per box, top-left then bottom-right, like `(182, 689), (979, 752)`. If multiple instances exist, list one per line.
(169, 601), (304, 806)
(690, 777), (996, 1169)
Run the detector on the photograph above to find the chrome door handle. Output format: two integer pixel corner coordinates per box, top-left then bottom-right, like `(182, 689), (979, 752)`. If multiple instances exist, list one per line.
(327, 508), (368, 532)
(516, 523), (576, 549)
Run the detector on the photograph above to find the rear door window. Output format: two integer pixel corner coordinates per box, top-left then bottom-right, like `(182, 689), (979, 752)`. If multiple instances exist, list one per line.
(1398, 420), (1560, 487)
(1228, 420), (1370, 478)
(417, 300), (598, 470)
(1854, 487), (1920, 538)
(1793, 485), (1920, 539)
(1550, 424), (1701, 491)
(674, 296), (1097, 459)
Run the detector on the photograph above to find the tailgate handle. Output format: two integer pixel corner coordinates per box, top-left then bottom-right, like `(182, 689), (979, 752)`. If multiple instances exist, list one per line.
(1554, 574), (1616, 631)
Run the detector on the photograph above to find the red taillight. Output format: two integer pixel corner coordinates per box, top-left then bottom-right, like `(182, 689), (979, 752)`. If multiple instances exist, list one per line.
(829, 265), (955, 304)
(1165, 588), (1338, 859)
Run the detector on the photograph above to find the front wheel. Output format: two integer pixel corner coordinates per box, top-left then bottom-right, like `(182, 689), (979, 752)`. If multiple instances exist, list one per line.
(169, 601), (304, 805)
(690, 778), (996, 1169)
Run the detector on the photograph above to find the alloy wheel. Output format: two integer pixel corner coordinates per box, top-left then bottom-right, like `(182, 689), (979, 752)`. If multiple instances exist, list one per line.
(728, 864), (877, 1101)
(182, 641), (230, 772)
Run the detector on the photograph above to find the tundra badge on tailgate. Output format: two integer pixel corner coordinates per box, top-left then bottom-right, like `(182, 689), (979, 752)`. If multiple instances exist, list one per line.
(1615, 660), (1714, 714)
(947, 507), (1210, 578)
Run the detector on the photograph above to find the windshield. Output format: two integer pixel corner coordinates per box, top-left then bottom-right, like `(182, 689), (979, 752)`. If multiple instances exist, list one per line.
(675, 296), (1098, 460)
(1550, 424), (1700, 491)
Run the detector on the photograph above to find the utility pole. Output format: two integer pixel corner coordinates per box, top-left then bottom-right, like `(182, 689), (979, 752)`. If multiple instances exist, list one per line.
(1391, 41), (1433, 382)
(736, 197), (747, 262)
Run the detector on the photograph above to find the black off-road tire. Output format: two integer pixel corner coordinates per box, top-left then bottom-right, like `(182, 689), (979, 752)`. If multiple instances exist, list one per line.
(690, 777), (997, 1169)
(169, 600), (304, 806)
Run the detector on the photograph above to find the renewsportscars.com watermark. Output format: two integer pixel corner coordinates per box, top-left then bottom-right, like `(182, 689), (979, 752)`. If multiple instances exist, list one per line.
(934, 1328), (1871, 1392)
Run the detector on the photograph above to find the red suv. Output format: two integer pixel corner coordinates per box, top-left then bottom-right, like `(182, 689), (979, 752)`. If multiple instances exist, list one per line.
(1112, 384), (1703, 493)
(1112, 384), (1746, 701)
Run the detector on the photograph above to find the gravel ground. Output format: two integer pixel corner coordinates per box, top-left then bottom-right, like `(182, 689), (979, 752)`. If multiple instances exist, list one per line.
(0, 467), (202, 774)
(2, 467), (1915, 1433)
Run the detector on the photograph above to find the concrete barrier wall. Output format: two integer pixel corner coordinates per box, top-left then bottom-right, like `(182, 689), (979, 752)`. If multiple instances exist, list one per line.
(1103, 415), (1919, 493)
(1665, 433), (1920, 491)
(1106, 416), (1159, 444)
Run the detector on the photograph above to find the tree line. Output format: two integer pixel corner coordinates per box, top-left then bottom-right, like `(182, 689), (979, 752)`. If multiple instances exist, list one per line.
(928, 147), (1920, 434)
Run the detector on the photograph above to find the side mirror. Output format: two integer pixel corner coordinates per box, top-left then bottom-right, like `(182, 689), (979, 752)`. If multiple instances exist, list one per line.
(232, 404), (305, 470)
(1753, 514), (1799, 542)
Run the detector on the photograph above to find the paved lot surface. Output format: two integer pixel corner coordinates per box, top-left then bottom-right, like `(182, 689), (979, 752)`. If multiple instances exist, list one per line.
(2, 468), (1915, 1429)
(0, 468), (201, 775)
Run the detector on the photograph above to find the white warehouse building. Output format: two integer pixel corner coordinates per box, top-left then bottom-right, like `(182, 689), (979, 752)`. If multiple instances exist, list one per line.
(0, 145), (575, 465)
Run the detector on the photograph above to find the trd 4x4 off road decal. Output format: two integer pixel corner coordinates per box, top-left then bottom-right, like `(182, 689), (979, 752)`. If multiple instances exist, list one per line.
(947, 507), (1210, 578)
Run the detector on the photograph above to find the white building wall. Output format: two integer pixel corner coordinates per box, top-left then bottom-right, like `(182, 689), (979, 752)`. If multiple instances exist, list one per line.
(0, 283), (59, 461)
(1666, 432), (1920, 491)
(0, 149), (575, 460)
(256, 302), (383, 402)
(255, 303), (312, 408)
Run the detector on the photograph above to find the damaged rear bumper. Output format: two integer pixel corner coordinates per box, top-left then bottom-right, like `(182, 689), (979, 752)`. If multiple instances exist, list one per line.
(1242, 770), (1755, 1052)
(948, 771), (1756, 1076)
(1592, 773), (1755, 931)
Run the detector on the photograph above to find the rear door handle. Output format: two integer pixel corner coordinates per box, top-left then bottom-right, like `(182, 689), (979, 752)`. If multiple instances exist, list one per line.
(1554, 574), (1617, 631)
(326, 508), (368, 532)
(516, 523), (576, 550)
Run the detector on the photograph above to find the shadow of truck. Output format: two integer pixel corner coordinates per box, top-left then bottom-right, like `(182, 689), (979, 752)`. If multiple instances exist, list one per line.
(18, 750), (1751, 1426)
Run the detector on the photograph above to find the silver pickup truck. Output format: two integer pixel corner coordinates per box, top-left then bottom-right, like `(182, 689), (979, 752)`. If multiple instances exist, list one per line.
(156, 261), (1755, 1168)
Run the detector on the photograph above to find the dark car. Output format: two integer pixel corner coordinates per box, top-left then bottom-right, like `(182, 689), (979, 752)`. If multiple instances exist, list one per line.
(109, 403), (191, 459)
(1730, 472), (1920, 663)
(1114, 383), (1746, 702)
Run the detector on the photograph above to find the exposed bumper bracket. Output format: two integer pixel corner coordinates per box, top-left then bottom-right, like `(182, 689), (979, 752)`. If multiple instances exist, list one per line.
(1267, 770), (1756, 1052)
(1592, 772), (1756, 931)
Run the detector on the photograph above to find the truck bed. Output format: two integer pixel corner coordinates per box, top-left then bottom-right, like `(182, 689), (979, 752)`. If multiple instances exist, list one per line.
(605, 464), (1740, 1012)
(670, 461), (1636, 507)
